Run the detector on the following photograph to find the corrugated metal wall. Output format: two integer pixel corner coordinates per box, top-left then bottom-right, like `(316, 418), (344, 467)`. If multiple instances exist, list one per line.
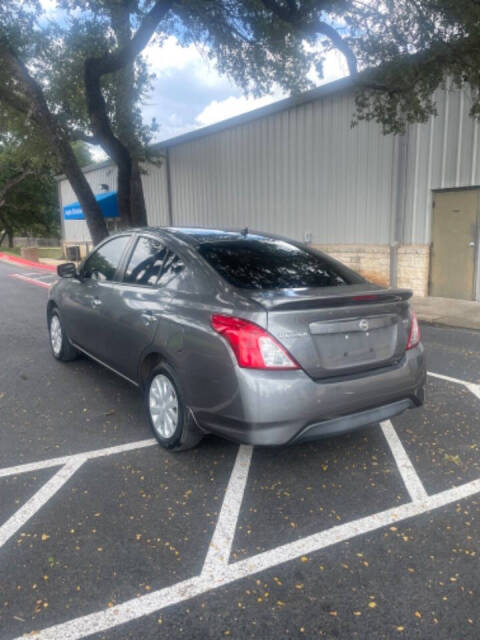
(140, 161), (169, 226)
(60, 165), (118, 242)
(403, 83), (480, 244)
(59, 82), (480, 247)
(169, 91), (397, 245)
(59, 162), (169, 242)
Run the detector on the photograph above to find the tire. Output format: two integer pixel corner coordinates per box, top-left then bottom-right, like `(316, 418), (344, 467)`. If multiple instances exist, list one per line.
(49, 309), (79, 362)
(145, 365), (203, 451)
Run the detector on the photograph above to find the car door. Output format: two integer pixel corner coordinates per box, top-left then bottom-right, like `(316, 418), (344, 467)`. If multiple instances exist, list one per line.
(104, 234), (185, 381)
(63, 234), (132, 359)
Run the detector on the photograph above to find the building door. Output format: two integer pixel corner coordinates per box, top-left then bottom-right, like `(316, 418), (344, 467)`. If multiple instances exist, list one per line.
(430, 189), (479, 300)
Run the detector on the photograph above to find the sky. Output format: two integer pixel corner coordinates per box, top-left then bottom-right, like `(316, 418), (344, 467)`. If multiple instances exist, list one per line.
(39, 1), (348, 160)
(143, 36), (347, 141)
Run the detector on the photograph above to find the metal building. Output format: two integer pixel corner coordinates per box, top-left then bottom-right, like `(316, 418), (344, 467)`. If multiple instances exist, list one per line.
(58, 76), (480, 300)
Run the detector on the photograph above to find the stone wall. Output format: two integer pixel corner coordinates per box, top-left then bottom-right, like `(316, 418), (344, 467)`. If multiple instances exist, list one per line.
(315, 244), (391, 288)
(397, 245), (430, 297)
(314, 243), (430, 297)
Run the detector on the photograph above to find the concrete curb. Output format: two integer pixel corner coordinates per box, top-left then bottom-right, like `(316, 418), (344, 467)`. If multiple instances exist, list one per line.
(0, 252), (57, 272)
(412, 295), (480, 332)
(417, 316), (480, 332)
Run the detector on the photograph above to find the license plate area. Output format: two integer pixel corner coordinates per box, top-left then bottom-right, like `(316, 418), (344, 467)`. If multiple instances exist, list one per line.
(309, 315), (398, 372)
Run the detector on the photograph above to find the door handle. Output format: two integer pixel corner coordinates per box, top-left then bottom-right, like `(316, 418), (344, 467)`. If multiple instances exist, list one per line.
(92, 297), (102, 307)
(468, 242), (475, 247)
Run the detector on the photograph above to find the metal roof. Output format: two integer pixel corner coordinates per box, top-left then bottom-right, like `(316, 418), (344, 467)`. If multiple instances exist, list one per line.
(56, 75), (354, 180)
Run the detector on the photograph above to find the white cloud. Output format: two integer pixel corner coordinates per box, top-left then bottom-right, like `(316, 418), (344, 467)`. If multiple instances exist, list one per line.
(195, 91), (283, 127)
(144, 36), (221, 87)
(39, 0), (57, 9)
(194, 47), (347, 131)
(307, 48), (349, 85)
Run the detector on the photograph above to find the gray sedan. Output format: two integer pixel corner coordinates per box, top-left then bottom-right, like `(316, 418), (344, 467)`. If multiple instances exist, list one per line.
(47, 227), (426, 451)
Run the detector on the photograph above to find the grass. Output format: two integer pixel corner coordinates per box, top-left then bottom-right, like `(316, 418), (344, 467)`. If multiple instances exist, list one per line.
(0, 246), (63, 259)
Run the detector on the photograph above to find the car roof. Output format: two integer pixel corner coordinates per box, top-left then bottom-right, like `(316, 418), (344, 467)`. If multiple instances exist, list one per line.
(130, 226), (274, 246)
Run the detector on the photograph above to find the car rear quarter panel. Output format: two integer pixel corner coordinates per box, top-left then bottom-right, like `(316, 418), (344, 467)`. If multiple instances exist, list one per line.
(145, 263), (266, 418)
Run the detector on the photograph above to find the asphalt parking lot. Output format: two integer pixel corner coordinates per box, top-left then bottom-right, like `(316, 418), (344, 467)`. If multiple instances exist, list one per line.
(1, 260), (480, 640)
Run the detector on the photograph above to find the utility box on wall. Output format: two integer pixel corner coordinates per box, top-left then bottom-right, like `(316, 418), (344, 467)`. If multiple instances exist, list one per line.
(65, 245), (81, 261)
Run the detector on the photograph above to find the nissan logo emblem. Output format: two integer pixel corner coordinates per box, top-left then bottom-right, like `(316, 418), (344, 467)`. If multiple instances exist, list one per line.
(359, 319), (369, 331)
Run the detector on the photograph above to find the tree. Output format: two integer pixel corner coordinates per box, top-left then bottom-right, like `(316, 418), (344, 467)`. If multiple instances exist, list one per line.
(0, 144), (59, 247)
(3, 1), (480, 243)
(0, 0), (329, 242)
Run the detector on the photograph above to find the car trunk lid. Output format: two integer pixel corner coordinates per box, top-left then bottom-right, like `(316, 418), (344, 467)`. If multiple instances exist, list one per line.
(246, 285), (412, 379)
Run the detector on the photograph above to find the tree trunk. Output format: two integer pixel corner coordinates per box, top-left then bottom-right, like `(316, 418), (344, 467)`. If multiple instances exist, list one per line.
(0, 230), (6, 246)
(130, 160), (147, 226)
(7, 229), (13, 248)
(1, 42), (109, 246)
(116, 155), (133, 227)
(84, 0), (172, 229)
(59, 137), (110, 244)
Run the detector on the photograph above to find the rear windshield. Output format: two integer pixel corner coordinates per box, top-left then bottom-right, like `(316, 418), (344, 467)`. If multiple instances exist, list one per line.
(197, 237), (360, 289)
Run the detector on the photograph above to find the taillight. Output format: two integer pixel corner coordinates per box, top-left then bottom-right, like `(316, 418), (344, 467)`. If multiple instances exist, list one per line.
(406, 310), (420, 350)
(211, 314), (299, 370)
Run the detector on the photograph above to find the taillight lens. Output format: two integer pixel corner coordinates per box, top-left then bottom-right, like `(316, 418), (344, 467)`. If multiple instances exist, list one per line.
(211, 314), (299, 370)
(406, 310), (420, 350)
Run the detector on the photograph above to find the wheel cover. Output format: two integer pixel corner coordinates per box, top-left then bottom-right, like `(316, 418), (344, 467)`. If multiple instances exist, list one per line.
(149, 374), (179, 439)
(50, 315), (62, 356)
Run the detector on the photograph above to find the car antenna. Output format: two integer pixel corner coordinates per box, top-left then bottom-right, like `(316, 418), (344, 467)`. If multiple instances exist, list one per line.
(240, 227), (248, 237)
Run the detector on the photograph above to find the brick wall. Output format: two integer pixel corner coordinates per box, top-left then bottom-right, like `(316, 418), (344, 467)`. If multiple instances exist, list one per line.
(314, 243), (430, 297)
(315, 244), (391, 287)
(397, 245), (430, 297)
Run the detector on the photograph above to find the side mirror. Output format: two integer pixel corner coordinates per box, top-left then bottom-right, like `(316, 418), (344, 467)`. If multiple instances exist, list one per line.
(57, 262), (77, 278)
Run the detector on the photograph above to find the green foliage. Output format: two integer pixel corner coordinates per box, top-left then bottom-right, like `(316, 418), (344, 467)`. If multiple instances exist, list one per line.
(3, 0), (480, 207)
(72, 141), (95, 167)
(0, 143), (59, 239)
(346, 0), (480, 133)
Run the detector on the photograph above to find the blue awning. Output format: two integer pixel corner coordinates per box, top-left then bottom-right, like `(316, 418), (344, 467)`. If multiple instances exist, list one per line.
(63, 191), (119, 221)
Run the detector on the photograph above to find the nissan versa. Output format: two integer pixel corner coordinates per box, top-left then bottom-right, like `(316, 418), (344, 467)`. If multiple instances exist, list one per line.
(47, 228), (426, 451)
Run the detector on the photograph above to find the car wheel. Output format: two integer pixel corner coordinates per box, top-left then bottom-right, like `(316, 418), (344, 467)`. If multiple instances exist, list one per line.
(49, 310), (78, 362)
(145, 366), (203, 451)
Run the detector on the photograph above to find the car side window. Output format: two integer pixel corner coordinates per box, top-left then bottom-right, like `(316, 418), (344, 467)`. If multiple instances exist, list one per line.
(157, 251), (184, 286)
(124, 236), (184, 287)
(82, 235), (130, 282)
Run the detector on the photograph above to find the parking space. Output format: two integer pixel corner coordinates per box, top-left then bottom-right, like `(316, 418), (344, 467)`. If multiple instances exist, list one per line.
(1, 260), (480, 639)
(231, 428), (410, 559)
(394, 375), (480, 494)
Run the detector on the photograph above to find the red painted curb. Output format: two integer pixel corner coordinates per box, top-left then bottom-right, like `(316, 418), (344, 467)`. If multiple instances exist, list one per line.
(0, 252), (58, 272)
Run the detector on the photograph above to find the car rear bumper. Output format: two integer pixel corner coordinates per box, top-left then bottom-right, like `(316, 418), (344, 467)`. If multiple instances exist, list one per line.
(194, 344), (426, 446)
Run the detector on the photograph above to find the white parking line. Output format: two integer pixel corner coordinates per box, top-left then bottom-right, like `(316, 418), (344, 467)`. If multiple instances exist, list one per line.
(0, 438), (157, 479)
(15, 474), (480, 640)
(9, 273), (51, 289)
(380, 420), (428, 502)
(202, 445), (253, 578)
(0, 459), (84, 549)
(428, 370), (480, 401)
(19, 272), (51, 277)
(3, 370), (480, 639)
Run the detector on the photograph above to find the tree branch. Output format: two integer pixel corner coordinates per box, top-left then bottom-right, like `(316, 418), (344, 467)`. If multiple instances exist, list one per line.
(0, 168), (34, 208)
(69, 129), (98, 145)
(313, 20), (358, 75)
(83, 0), (172, 226)
(259, 0), (358, 75)
(0, 36), (109, 244)
(86, 0), (173, 77)
(0, 82), (43, 128)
